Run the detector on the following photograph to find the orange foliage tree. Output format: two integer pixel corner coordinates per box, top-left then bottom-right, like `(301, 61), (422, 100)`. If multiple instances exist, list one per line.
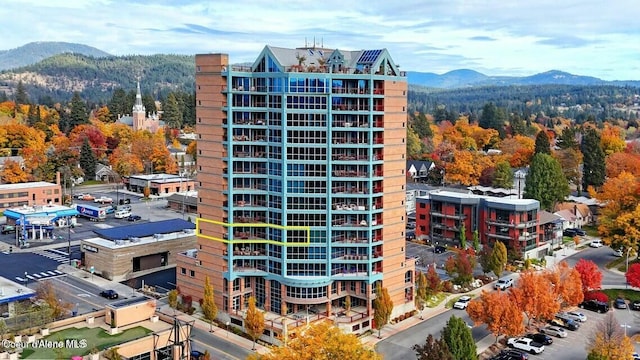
(545, 261), (584, 308)
(0, 159), (29, 183)
(467, 290), (524, 342)
(509, 271), (560, 325)
(499, 135), (535, 168)
(605, 151), (640, 178)
(600, 123), (626, 155)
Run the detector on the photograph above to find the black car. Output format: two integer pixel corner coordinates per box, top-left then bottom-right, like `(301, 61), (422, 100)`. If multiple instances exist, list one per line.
(524, 333), (553, 345)
(190, 350), (204, 360)
(127, 215), (142, 222)
(434, 245), (446, 254)
(119, 198), (131, 205)
(579, 299), (609, 313)
(491, 349), (529, 360)
(614, 297), (627, 309)
(631, 300), (640, 311)
(571, 228), (587, 236)
(551, 317), (580, 331)
(563, 228), (577, 237)
(100, 290), (119, 299)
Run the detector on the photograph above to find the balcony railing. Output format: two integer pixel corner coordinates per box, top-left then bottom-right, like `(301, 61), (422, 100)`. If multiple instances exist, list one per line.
(332, 170), (370, 178)
(332, 154), (369, 161)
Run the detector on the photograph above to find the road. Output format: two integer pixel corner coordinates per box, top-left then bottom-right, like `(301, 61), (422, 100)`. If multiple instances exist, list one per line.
(561, 245), (628, 287)
(190, 325), (252, 360)
(376, 308), (490, 360)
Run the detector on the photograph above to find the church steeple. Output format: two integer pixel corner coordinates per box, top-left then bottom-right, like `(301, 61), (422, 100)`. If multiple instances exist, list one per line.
(133, 80), (145, 114)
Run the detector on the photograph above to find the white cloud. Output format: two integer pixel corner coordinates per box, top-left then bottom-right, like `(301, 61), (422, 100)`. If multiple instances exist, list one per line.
(0, 0), (638, 80)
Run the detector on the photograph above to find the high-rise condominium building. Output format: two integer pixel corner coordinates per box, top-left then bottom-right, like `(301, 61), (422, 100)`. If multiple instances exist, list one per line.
(176, 45), (415, 337)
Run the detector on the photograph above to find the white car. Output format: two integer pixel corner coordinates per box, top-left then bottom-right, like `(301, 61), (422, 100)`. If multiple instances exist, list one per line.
(565, 311), (587, 322)
(494, 277), (514, 290)
(540, 325), (568, 338)
(590, 239), (603, 248)
(507, 337), (545, 354)
(453, 296), (472, 309)
(614, 248), (623, 257)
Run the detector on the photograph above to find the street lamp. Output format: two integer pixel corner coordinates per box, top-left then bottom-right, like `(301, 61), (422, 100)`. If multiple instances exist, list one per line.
(226, 321), (230, 338)
(24, 272), (27, 287)
(67, 216), (72, 265)
(627, 247), (633, 288)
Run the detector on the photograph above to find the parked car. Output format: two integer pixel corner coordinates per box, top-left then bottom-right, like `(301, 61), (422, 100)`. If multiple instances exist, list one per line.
(563, 228), (577, 237)
(1, 225), (15, 234)
(614, 297), (627, 309)
(99, 290), (119, 299)
(494, 277), (514, 290)
(119, 198), (131, 205)
(614, 248), (624, 257)
(633, 352), (640, 360)
(127, 215), (142, 222)
(190, 350), (204, 360)
(491, 349), (529, 360)
(539, 325), (568, 338)
(81, 194), (95, 201)
(453, 295), (472, 310)
(579, 299), (609, 313)
(564, 310), (587, 322)
(524, 333), (553, 345)
(94, 196), (113, 204)
(433, 245), (446, 254)
(506, 337), (545, 354)
(589, 239), (603, 248)
(75, 193), (85, 199)
(551, 316), (580, 330)
(569, 228), (586, 236)
(631, 300), (640, 311)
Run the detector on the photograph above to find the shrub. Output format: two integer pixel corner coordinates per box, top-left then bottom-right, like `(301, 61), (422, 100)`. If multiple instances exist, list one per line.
(442, 280), (454, 293)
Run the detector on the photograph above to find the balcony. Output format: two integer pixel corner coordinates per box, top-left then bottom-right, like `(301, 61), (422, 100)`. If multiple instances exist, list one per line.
(431, 212), (466, 220)
(333, 254), (369, 261)
(232, 119), (266, 126)
(332, 203), (368, 211)
(518, 233), (537, 241)
(331, 154), (370, 161)
(232, 216), (266, 224)
(331, 104), (370, 111)
(234, 151), (266, 159)
(486, 232), (512, 240)
(331, 235), (370, 244)
(331, 187), (369, 195)
(233, 230), (267, 240)
(332, 170), (370, 178)
(332, 121), (369, 128)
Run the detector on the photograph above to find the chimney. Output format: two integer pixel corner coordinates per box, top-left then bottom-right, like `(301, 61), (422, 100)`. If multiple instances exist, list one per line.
(56, 171), (61, 185)
(574, 204), (578, 216)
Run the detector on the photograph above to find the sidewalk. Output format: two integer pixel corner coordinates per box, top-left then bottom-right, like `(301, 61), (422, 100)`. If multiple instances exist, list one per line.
(57, 263), (269, 355)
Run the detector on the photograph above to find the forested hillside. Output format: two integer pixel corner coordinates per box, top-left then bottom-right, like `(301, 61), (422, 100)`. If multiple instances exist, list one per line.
(0, 53), (195, 104)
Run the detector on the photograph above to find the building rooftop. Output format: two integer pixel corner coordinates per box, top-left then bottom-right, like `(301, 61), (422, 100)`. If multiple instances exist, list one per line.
(92, 218), (195, 241)
(129, 174), (192, 184)
(107, 295), (154, 309)
(0, 181), (57, 190)
(0, 276), (36, 305)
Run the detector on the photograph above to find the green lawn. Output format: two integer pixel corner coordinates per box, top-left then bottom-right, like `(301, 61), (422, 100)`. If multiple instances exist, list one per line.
(20, 326), (152, 359)
(601, 289), (640, 302)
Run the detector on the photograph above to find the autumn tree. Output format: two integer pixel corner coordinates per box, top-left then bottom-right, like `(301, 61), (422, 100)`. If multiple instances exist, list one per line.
(591, 172), (640, 251)
(442, 315), (477, 360)
(201, 276), (217, 332)
(545, 261), (584, 308)
(373, 284), (393, 338)
(478, 245), (493, 275)
(407, 127), (426, 159)
(1, 159), (29, 183)
(444, 249), (476, 286)
(167, 289), (178, 314)
(248, 321), (381, 360)
(245, 296), (265, 350)
(413, 334), (454, 360)
(534, 130), (551, 155)
(625, 263), (640, 288)
(489, 241), (507, 278)
(523, 153), (569, 211)
(415, 272), (427, 318)
(586, 312), (634, 360)
(575, 259), (603, 296)
(599, 123), (626, 155)
(582, 128), (606, 191)
(412, 111), (433, 139)
(605, 151), (640, 179)
(509, 271), (559, 325)
(35, 280), (72, 321)
(466, 290), (524, 342)
(424, 264), (442, 297)
(554, 147), (583, 188)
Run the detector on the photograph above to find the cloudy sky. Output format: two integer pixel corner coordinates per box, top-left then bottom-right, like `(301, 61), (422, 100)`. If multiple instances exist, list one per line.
(2, 0), (639, 80)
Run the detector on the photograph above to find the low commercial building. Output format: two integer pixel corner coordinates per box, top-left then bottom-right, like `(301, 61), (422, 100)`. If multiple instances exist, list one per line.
(3, 204), (78, 242)
(81, 219), (196, 281)
(0, 276), (36, 318)
(0, 181), (62, 211)
(124, 174), (195, 196)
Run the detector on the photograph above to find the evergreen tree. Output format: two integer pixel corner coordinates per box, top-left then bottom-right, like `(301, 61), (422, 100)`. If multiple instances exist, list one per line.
(142, 92), (156, 116)
(459, 224), (467, 249)
(27, 104), (41, 127)
(524, 153), (570, 211)
(581, 128), (606, 191)
(79, 138), (97, 180)
(15, 80), (29, 104)
(479, 102), (506, 138)
(556, 127), (579, 149)
(441, 315), (477, 360)
(510, 113), (526, 136)
(492, 161), (513, 189)
(181, 91), (196, 127)
(534, 130), (551, 155)
(108, 88), (128, 120)
(472, 230), (480, 252)
(69, 91), (89, 129)
(413, 334), (454, 360)
(489, 241), (508, 278)
(412, 112), (433, 139)
(163, 92), (183, 129)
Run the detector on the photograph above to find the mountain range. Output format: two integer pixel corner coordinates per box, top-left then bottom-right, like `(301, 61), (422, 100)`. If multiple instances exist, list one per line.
(0, 42), (639, 104)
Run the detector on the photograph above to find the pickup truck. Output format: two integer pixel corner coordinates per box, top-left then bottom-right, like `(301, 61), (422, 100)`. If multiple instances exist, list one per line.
(507, 337), (545, 354)
(94, 196), (113, 204)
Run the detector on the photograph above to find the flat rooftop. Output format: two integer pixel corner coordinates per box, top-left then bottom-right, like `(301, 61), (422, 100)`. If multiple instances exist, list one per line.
(0, 181), (57, 190)
(93, 218), (195, 241)
(107, 295), (154, 309)
(0, 276), (36, 305)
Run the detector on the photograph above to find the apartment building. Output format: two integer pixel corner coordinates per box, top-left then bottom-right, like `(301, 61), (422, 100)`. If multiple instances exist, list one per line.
(176, 45), (415, 338)
(0, 181), (61, 211)
(416, 190), (546, 258)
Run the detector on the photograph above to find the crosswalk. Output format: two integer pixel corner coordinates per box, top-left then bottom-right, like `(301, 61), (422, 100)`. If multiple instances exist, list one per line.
(32, 248), (70, 264)
(15, 269), (64, 282)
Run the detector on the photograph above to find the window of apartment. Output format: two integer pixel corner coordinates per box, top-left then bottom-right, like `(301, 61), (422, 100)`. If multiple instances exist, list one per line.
(332, 282), (337, 294)
(181, 267), (186, 275)
(350, 282), (356, 292)
(233, 278), (241, 292)
(245, 278), (252, 289)
(341, 282), (346, 291)
(405, 271), (412, 283)
(419, 203), (426, 208)
(189, 270), (195, 277)
(360, 282), (366, 294)
(419, 214), (426, 220)
(223, 279), (229, 293)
